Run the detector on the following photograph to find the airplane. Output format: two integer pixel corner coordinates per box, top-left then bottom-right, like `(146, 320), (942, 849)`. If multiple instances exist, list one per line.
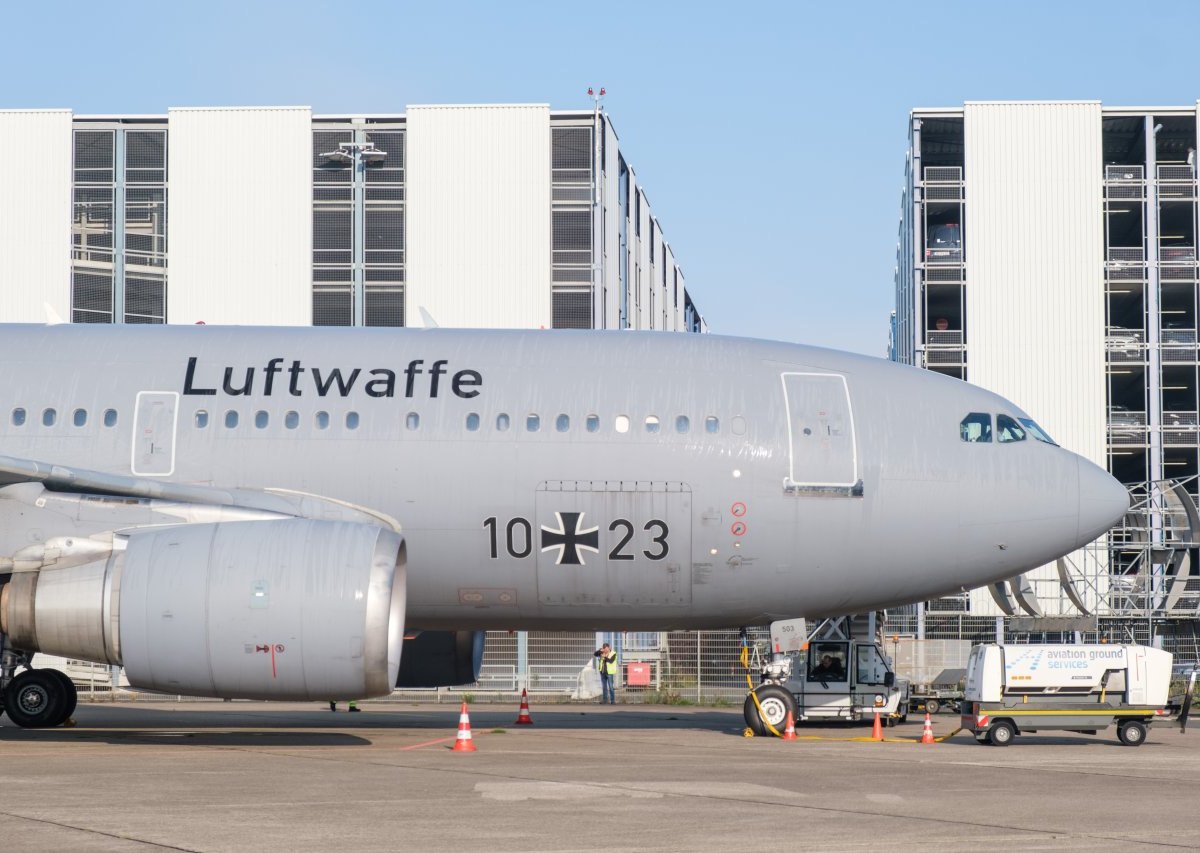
(0, 323), (1127, 728)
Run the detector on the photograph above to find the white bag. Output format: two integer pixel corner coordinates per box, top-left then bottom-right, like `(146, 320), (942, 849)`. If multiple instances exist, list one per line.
(571, 661), (603, 700)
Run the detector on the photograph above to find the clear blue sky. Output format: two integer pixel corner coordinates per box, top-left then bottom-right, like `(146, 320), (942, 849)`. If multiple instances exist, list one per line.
(4, 1), (1197, 353)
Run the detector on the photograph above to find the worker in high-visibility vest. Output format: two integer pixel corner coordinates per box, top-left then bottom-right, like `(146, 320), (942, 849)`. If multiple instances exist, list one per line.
(594, 643), (618, 704)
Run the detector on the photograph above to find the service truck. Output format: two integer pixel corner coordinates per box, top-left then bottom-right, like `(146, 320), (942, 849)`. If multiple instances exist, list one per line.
(743, 637), (910, 736)
(961, 643), (1185, 746)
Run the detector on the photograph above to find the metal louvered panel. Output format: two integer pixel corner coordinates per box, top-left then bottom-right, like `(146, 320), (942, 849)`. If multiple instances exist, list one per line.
(965, 102), (1106, 471)
(313, 286), (353, 326)
(169, 107), (312, 324)
(0, 111), (72, 321)
(552, 288), (592, 329)
(924, 265), (963, 282)
(924, 166), (962, 183)
(124, 275), (166, 323)
(925, 185), (962, 200)
(364, 286), (404, 327)
(71, 270), (113, 323)
(407, 106), (551, 327)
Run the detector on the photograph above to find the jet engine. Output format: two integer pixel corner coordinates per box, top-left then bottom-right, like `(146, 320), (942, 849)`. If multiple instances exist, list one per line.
(396, 630), (486, 688)
(0, 519), (406, 701)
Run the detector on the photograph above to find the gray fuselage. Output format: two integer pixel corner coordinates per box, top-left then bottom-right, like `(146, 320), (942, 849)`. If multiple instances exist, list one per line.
(0, 324), (1127, 630)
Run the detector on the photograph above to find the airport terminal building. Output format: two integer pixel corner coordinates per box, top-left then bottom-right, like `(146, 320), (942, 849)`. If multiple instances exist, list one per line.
(895, 101), (1200, 650)
(0, 104), (704, 333)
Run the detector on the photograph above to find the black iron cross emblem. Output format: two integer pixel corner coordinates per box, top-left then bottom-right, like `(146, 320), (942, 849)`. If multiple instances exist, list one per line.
(540, 511), (600, 566)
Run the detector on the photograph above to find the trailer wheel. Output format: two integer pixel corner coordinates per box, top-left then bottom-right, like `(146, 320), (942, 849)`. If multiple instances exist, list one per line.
(989, 720), (1016, 746)
(924, 699), (940, 715)
(744, 685), (796, 737)
(1118, 720), (1147, 746)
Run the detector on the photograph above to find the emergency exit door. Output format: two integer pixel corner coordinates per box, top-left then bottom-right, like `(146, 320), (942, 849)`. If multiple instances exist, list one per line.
(131, 391), (179, 476)
(781, 372), (860, 495)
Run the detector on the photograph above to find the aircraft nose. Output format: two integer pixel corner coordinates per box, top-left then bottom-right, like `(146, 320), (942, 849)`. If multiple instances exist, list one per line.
(1077, 456), (1129, 544)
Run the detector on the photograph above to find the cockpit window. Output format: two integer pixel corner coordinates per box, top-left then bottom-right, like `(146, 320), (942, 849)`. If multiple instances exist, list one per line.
(960, 412), (992, 443)
(1018, 417), (1057, 446)
(997, 414), (1026, 443)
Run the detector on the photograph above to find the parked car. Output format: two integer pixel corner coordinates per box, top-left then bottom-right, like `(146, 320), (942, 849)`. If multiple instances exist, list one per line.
(925, 223), (962, 262)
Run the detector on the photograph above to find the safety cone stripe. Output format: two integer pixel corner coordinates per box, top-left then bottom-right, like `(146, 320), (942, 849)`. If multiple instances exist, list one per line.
(453, 701), (477, 752)
(515, 688), (534, 725)
(781, 710), (797, 740)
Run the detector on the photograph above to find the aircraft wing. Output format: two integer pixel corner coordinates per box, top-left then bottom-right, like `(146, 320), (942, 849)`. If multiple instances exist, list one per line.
(0, 452), (401, 534)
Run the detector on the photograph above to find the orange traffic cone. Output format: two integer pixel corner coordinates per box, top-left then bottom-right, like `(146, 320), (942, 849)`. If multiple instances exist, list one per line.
(871, 710), (883, 741)
(452, 701), (477, 753)
(515, 688), (534, 725)
(781, 710), (797, 741)
(920, 712), (936, 744)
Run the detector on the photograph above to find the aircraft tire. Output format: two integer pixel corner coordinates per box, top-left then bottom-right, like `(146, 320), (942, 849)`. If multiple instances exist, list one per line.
(45, 671), (78, 725)
(3, 670), (67, 729)
(743, 693), (765, 736)
(748, 685), (796, 737)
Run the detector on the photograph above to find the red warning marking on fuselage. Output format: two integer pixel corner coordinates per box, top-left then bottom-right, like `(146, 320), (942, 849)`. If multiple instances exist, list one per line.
(731, 502), (747, 517)
(731, 522), (747, 536)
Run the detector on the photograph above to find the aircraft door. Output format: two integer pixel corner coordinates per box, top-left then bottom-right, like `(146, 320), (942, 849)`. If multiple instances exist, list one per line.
(535, 481), (692, 606)
(131, 391), (179, 476)
(781, 372), (860, 494)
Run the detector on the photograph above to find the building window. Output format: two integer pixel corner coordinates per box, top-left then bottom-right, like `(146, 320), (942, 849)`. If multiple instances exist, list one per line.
(312, 126), (405, 327)
(71, 126), (167, 324)
(552, 125), (594, 329)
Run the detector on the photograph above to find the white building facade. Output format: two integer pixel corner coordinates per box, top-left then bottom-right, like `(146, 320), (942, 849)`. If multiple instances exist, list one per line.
(0, 104), (704, 333)
(895, 101), (1200, 649)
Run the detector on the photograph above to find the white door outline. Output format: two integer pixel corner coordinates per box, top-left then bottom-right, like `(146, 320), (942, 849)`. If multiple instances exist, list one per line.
(131, 391), (179, 477)
(780, 372), (860, 491)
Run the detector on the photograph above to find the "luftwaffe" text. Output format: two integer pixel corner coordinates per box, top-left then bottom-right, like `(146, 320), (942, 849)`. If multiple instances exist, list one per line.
(182, 357), (483, 399)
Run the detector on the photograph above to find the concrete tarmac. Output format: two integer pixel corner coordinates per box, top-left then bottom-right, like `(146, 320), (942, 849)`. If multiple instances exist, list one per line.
(0, 701), (1197, 852)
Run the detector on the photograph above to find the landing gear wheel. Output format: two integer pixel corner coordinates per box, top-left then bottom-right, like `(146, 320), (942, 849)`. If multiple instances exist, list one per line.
(1118, 720), (1147, 746)
(4, 670), (66, 729)
(989, 720), (1016, 747)
(45, 671), (78, 726)
(924, 699), (940, 715)
(744, 685), (796, 737)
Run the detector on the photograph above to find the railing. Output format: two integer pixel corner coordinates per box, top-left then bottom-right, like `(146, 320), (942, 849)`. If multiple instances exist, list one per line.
(1158, 164), (1196, 199)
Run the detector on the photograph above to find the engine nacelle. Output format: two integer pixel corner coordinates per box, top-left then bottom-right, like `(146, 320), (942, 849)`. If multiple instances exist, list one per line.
(1, 519), (406, 701)
(396, 630), (486, 687)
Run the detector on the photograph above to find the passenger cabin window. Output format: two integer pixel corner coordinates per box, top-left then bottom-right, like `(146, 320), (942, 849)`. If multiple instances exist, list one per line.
(225, 410), (239, 429)
(315, 411), (330, 430)
(960, 412), (992, 443)
(1019, 418), (1057, 446)
(73, 409), (87, 427)
(807, 642), (849, 683)
(285, 411), (299, 430)
(195, 410), (209, 429)
(103, 409), (118, 428)
(42, 408), (56, 427)
(556, 414), (570, 432)
(705, 416), (719, 434)
(11, 408), (25, 426)
(406, 412), (420, 431)
(346, 412), (360, 430)
(496, 413), (510, 432)
(526, 414), (540, 432)
(997, 414), (1026, 443)
(675, 415), (690, 433)
(466, 413), (480, 431)
(615, 415), (630, 434)
(732, 416), (747, 436)
(255, 411), (269, 429)
(645, 415), (660, 434)
(586, 414), (600, 433)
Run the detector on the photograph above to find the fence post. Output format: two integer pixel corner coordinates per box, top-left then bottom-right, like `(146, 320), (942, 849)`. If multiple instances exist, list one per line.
(517, 630), (528, 692)
(696, 631), (702, 703)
